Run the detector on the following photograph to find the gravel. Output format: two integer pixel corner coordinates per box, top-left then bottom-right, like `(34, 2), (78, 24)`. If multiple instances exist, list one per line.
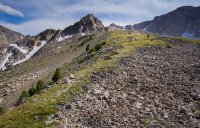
(54, 39), (200, 128)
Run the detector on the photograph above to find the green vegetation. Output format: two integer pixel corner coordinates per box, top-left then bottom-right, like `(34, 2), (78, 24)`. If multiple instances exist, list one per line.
(0, 106), (4, 115)
(19, 91), (29, 99)
(16, 90), (29, 106)
(147, 34), (150, 40)
(36, 80), (45, 91)
(79, 35), (94, 47)
(86, 44), (90, 51)
(28, 87), (37, 96)
(89, 41), (106, 54)
(52, 68), (61, 82)
(0, 30), (168, 127)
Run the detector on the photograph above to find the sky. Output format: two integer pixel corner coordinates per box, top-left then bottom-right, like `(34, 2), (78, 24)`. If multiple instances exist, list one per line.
(0, 0), (199, 35)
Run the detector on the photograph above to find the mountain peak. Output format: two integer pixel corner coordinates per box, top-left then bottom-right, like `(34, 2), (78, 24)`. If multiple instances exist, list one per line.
(62, 14), (105, 35)
(83, 13), (95, 19)
(107, 23), (124, 30)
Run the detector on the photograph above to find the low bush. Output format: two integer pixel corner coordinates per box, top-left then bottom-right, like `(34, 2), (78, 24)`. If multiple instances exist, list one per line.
(0, 106), (4, 115)
(36, 80), (45, 91)
(52, 68), (61, 82)
(19, 90), (29, 99)
(86, 44), (90, 51)
(28, 87), (37, 96)
(89, 42), (106, 54)
(16, 90), (29, 106)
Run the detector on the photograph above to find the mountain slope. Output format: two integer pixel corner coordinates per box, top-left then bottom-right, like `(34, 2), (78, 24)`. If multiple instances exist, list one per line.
(0, 25), (23, 46)
(0, 26), (24, 70)
(0, 30), (199, 128)
(0, 14), (106, 70)
(130, 6), (200, 38)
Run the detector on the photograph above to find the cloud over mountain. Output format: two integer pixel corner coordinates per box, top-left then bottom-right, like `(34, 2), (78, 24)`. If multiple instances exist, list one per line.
(0, 2), (24, 17)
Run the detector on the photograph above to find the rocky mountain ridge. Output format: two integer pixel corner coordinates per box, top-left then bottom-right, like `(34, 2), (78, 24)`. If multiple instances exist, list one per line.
(127, 6), (200, 38)
(0, 14), (106, 70)
(107, 23), (124, 31)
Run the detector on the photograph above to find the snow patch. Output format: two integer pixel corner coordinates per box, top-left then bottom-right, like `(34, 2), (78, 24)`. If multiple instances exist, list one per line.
(0, 52), (12, 70)
(182, 24), (195, 38)
(13, 41), (47, 66)
(20, 36), (24, 39)
(9, 44), (28, 54)
(182, 32), (195, 38)
(58, 35), (73, 42)
(143, 26), (149, 31)
(81, 33), (86, 36)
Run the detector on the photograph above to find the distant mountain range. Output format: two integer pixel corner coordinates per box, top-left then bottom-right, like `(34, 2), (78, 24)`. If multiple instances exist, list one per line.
(0, 6), (200, 70)
(127, 6), (200, 38)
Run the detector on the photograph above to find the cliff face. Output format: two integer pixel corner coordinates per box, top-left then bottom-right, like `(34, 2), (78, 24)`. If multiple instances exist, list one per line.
(130, 6), (200, 38)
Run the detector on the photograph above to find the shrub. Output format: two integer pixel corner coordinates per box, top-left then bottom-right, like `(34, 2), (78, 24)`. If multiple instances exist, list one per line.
(36, 80), (45, 91)
(94, 43), (102, 51)
(147, 34), (150, 39)
(28, 87), (37, 96)
(16, 90), (29, 106)
(0, 106), (4, 115)
(52, 68), (61, 82)
(88, 42), (106, 54)
(20, 90), (29, 99)
(86, 44), (90, 51)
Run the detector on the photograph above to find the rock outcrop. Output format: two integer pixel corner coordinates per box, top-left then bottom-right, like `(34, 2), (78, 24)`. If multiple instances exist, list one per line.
(35, 29), (57, 41)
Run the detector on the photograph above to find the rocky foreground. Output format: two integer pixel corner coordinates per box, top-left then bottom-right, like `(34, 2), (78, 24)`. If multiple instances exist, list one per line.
(52, 39), (200, 127)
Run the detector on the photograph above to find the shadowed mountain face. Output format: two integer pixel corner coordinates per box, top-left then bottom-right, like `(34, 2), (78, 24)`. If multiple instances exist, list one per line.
(35, 29), (58, 41)
(129, 6), (200, 38)
(62, 14), (105, 35)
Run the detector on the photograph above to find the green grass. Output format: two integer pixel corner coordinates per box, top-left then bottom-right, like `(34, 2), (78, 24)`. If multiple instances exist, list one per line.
(0, 30), (168, 127)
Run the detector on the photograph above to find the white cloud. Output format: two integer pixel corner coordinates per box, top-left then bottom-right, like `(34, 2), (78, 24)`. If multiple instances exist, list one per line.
(0, 2), (24, 17)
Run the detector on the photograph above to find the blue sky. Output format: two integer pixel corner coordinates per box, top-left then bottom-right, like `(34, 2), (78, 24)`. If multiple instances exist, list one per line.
(0, 0), (199, 35)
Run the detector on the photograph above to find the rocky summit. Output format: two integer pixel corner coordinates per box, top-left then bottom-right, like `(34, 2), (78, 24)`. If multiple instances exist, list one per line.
(0, 4), (200, 128)
(107, 23), (124, 31)
(62, 14), (105, 36)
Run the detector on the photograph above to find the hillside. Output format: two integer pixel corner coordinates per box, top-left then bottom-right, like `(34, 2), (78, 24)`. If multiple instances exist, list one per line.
(0, 6), (200, 128)
(0, 30), (199, 127)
